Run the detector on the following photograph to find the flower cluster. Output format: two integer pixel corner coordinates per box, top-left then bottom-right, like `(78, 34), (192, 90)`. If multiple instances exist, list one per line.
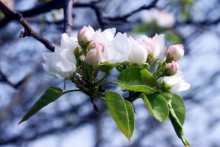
(23, 26), (191, 146)
(43, 26), (190, 93)
(141, 9), (175, 28)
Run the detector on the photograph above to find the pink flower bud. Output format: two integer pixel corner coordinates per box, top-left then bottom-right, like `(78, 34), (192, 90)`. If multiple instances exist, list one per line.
(77, 26), (95, 43)
(167, 44), (184, 61)
(166, 61), (179, 75)
(85, 43), (103, 66)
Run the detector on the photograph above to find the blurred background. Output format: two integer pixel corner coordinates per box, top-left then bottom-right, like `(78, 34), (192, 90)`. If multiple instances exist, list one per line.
(0, 0), (220, 146)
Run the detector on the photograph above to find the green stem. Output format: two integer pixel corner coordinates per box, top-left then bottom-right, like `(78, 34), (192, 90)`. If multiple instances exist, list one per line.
(63, 89), (80, 95)
(168, 101), (190, 147)
(153, 62), (166, 79)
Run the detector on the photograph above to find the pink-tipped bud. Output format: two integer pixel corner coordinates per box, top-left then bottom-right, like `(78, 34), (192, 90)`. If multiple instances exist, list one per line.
(77, 26), (95, 43)
(167, 44), (184, 61)
(165, 61), (179, 75)
(94, 43), (104, 52)
(85, 43), (103, 66)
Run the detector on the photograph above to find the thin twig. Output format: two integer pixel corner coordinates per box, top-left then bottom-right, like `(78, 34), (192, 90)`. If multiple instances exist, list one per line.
(0, 0), (55, 51)
(104, 0), (158, 22)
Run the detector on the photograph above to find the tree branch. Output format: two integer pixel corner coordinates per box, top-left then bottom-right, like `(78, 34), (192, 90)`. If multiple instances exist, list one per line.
(63, 0), (74, 35)
(104, 0), (158, 22)
(0, 1), (55, 51)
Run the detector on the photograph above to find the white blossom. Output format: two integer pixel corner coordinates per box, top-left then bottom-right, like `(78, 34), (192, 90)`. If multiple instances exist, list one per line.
(140, 34), (165, 58)
(60, 33), (78, 51)
(42, 47), (76, 79)
(92, 28), (130, 63)
(128, 37), (148, 64)
(161, 72), (190, 92)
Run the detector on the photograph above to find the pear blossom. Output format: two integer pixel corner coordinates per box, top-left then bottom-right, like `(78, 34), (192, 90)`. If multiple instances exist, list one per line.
(85, 43), (103, 66)
(105, 32), (130, 63)
(92, 28), (116, 50)
(128, 37), (148, 64)
(140, 34), (165, 58)
(92, 28), (115, 61)
(92, 28), (130, 63)
(77, 26), (95, 43)
(167, 44), (184, 61)
(161, 72), (190, 92)
(60, 33), (78, 51)
(42, 47), (77, 79)
(141, 9), (175, 28)
(165, 61), (179, 75)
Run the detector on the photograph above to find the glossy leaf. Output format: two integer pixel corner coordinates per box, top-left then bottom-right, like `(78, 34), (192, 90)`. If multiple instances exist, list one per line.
(171, 94), (186, 125)
(19, 86), (63, 124)
(160, 92), (172, 101)
(105, 91), (134, 140)
(117, 83), (156, 93)
(142, 93), (169, 122)
(117, 67), (158, 92)
(168, 100), (189, 146)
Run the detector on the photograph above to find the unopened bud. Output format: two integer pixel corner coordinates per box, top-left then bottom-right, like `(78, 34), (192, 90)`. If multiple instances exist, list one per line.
(166, 44), (184, 62)
(165, 61), (179, 75)
(85, 43), (103, 66)
(77, 26), (95, 44)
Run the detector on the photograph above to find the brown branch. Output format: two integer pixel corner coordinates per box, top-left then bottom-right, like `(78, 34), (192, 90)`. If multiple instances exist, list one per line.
(0, 1), (55, 51)
(103, 0), (158, 22)
(63, 0), (74, 35)
(0, 70), (29, 88)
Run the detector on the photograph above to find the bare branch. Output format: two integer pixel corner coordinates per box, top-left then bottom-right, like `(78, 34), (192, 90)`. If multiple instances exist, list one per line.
(0, 1), (55, 51)
(104, 0), (158, 22)
(63, 0), (74, 35)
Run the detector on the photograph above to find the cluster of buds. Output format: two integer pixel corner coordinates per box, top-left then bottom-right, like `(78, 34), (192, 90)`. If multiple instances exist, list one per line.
(42, 26), (190, 93)
(161, 44), (190, 92)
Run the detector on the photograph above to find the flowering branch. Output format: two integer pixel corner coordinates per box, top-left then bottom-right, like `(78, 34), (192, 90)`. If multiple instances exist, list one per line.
(18, 25), (191, 146)
(0, 0), (55, 51)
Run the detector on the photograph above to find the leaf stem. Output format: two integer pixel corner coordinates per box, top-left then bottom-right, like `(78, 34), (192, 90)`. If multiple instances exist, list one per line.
(63, 89), (80, 95)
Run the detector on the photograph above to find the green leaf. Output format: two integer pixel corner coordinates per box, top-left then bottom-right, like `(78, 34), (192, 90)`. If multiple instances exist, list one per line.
(98, 63), (115, 73)
(160, 92), (172, 101)
(117, 67), (158, 93)
(171, 94), (186, 125)
(142, 93), (169, 122)
(116, 83), (156, 93)
(168, 99), (189, 146)
(105, 91), (134, 140)
(19, 86), (63, 124)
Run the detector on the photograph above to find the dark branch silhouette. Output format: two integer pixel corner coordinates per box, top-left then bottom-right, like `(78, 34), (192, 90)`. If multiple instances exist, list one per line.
(0, 1), (55, 51)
